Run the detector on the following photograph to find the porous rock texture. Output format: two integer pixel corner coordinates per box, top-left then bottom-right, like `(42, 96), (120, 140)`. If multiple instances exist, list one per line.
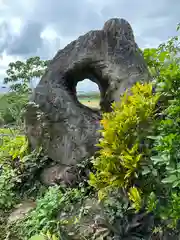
(25, 18), (150, 177)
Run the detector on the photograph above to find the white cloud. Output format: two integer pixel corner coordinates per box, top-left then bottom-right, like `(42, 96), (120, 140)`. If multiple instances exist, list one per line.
(41, 27), (58, 40)
(9, 17), (23, 35)
(0, 53), (22, 90)
(0, 0), (179, 91)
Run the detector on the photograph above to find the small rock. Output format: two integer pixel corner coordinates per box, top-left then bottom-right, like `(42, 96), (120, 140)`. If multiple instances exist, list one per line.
(40, 164), (77, 186)
(8, 200), (36, 224)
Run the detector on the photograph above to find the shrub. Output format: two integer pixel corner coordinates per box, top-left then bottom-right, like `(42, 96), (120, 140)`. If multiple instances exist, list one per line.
(16, 186), (85, 239)
(0, 128), (28, 210)
(0, 127), (49, 199)
(0, 166), (20, 209)
(0, 128), (28, 164)
(143, 30), (180, 229)
(0, 92), (28, 125)
(89, 82), (159, 203)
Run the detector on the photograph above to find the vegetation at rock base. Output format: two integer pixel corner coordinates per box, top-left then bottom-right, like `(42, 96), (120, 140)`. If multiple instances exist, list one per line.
(0, 23), (180, 239)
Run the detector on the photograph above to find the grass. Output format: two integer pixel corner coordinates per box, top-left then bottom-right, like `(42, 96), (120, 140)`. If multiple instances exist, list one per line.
(78, 93), (100, 109)
(0, 128), (19, 134)
(79, 97), (100, 108)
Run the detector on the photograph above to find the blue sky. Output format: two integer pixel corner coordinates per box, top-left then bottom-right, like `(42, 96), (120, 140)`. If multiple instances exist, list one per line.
(0, 0), (179, 92)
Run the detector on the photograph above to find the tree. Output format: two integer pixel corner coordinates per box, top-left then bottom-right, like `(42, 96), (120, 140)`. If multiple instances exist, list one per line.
(4, 56), (50, 94)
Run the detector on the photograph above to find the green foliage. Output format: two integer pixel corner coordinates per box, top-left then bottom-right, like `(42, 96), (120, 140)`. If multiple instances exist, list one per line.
(0, 127), (48, 210)
(0, 166), (20, 209)
(29, 233), (59, 240)
(4, 56), (49, 94)
(0, 128), (28, 163)
(17, 186), (85, 239)
(140, 24), (180, 230)
(143, 32), (179, 80)
(0, 127), (49, 239)
(0, 92), (28, 124)
(0, 128), (28, 209)
(89, 82), (159, 202)
(29, 235), (46, 240)
(0, 56), (49, 125)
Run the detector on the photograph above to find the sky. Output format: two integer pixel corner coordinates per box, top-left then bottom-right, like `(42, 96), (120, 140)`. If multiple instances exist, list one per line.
(0, 0), (179, 93)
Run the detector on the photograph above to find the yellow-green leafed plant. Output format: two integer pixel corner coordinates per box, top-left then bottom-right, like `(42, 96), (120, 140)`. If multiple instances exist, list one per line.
(0, 128), (28, 163)
(128, 186), (142, 213)
(0, 128), (28, 209)
(30, 231), (59, 240)
(89, 82), (159, 207)
(29, 235), (46, 240)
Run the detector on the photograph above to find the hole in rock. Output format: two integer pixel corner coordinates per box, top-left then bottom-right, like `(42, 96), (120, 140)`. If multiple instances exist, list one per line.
(76, 79), (100, 110)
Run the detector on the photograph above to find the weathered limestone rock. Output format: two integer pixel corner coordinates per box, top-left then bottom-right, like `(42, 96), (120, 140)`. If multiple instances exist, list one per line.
(25, 18), (150, 166)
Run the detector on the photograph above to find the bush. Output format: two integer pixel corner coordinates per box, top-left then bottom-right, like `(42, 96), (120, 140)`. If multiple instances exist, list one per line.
(0, 128), (28, 162)
(0, 166), (20, 209)
(16, 186), (85, 239)
(89, 82), (159, 201)
(0, 92), (28, 125)
(0, 127), (50, 200)
(0, 128), (28, 210)
(0, 127), (49, 239)
(144, 32), (180, 229)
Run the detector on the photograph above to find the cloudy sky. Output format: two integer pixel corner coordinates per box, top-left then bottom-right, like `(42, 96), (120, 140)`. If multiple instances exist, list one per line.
(0, 0), (179, 92)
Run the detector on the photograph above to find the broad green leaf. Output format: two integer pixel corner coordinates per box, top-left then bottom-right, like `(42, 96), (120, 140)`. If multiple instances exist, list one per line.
(142, 166), (151, 175)
(29, 235), (46, 240)
(162, 175), (178, 184)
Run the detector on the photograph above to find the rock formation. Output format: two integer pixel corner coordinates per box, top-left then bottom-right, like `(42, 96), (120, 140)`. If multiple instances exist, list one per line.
(25, 18), (150, 171)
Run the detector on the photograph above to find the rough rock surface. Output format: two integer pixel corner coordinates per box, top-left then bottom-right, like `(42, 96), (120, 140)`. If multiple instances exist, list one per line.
(25, 18), (149, 167)
(8, 200), (36, 224)
(40, 163), (78, 186)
